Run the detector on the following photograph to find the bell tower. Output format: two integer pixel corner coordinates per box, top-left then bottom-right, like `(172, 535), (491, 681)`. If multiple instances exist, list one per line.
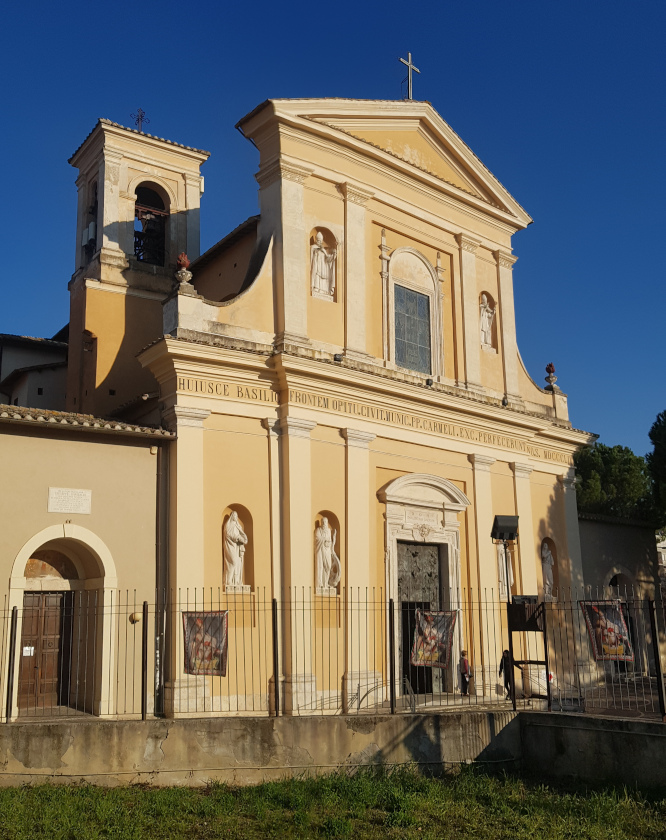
(66, 119), (209, 418)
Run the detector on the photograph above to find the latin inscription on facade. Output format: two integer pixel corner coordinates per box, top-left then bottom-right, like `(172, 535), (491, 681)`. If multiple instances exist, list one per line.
(177, 377), (570, 464)
(48, 487), (92, 515)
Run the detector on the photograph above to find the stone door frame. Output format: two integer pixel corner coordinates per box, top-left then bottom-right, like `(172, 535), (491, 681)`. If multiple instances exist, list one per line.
(378, 473), (471, 698)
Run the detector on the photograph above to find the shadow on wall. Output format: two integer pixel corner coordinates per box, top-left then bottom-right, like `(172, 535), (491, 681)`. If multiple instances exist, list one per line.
(73, 179), (203, 420)
(342, 712), (521, 771)
(536, 487), (582, 600)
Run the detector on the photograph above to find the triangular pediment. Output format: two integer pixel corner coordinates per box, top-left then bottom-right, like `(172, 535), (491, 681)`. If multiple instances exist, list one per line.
(320, 121), (492, 202)
(243, 100), (532, 228)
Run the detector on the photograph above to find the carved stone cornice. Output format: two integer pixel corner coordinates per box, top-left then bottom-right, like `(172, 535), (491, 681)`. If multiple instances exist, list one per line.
(494, 250), (518, 269)
(277, 416), (317, 438)
(511, 462), (533, 479)
(468, 453), (496, 471)
(455, 233), (481, 254)
(341, 428), (376, 448)
(340, 182), (374, 206)
(255, 159), (314, 188)
(163, 405), (210, 431)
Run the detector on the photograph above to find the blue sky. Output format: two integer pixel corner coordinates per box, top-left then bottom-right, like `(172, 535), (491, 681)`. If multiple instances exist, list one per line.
(1, 0), (663, 455)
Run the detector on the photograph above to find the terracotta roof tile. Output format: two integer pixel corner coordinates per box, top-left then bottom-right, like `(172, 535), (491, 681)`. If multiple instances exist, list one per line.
(0, 404), (173, 438)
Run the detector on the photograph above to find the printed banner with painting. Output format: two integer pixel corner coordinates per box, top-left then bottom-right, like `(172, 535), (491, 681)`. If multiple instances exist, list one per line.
(182, 611), (228, 676)
(410, 609), (457, 669)
(579, 601), (633, 662)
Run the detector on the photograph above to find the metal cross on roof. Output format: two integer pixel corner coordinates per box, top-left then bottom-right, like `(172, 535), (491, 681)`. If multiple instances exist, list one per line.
(399, 52), (420, 100)
(130, 108), (150, 132)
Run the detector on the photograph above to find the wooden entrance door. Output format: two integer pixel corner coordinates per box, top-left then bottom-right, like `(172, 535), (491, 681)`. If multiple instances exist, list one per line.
(18, 592), (72, 713)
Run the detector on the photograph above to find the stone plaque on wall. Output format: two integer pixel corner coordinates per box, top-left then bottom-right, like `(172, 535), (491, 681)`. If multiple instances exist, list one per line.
(47, 487), (92, 515)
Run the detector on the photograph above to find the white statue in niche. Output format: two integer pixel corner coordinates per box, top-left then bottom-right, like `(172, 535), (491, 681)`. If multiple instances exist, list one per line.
(224, 511), (249, 591)
(479, 294), (496, 348)
(310, 231), (337, 298)
(315, 517), (341, 593)
(541, 542), (555, 602)
(497, 543), (514, 600)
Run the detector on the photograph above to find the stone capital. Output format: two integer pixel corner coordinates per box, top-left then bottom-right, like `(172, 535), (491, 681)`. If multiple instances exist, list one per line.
(340, 182), (374, 206)
(455, 233), (481, 254)
(468, 453), (496, 471)
(255, 159), (313, 188)
(511, 462), (533, 479)
(558, 471), (577, 491)
(277, 416), (317, 438)
(261, 418), (280, 437)
(494, 250), (518, 269)
(341, 428), (376, 448)
(163, 405), (210, 431)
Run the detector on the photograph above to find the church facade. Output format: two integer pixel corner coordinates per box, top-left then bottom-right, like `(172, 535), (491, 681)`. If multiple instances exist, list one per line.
(0, 99), (595, 720)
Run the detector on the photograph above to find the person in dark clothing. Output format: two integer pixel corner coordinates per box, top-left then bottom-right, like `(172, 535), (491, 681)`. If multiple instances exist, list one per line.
(459, 650), (470, 696)
(499, 649), (521, 700)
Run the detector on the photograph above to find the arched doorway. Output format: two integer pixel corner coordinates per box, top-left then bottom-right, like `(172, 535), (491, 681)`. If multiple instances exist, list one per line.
(7, 526), (117, 719)
(378, 474), (471, 699)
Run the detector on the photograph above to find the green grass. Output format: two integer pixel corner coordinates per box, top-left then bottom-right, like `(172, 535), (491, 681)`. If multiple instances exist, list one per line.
(0, 768), (665, 839)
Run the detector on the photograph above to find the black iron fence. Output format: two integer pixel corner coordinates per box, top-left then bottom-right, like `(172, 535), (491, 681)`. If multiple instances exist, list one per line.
(0, 586), (664, 722)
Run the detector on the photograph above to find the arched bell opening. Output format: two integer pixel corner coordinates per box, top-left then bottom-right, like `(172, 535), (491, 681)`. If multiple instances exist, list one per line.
(134, 182), (169, 266)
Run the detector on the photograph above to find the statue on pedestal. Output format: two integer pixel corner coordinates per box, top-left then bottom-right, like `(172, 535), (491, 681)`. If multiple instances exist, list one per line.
(315, 517), (341, 590)
(541, 542), (555, 601)
(310, 232), (336, 297)
(224, 511), (248, 588)
(479, 294), (495, 347)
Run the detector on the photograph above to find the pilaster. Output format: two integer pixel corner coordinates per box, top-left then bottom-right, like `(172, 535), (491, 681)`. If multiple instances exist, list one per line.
(495, 251), (521, 403)
(456, 234), (482, 392)
(257, 160), (313, 350)
(558, 471), (585, 594)
(262, 418), (283, 597)
(184, 174), (203, 259)
(276, 415), (317, 711)
(468, 454), (497, 595)
(511, 462), (538, 596)
(341, 183), (374, 360)
(341, 428), (376, 592)
(341, 427), (378, 709)
(100, 149), (124, 256)
(164, 406), (210, 593)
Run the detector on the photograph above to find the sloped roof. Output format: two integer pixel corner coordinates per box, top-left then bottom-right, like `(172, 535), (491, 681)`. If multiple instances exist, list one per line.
(0, 404), (173, 439)
(69, 119), (210, 164)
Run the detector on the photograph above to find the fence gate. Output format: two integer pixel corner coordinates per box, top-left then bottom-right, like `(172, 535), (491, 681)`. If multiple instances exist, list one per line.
(507, 596), (551, 712)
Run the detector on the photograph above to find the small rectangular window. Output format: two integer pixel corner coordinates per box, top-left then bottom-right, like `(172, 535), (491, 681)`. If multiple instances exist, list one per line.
(394, 285), (431, 375)
(37, 388), (43, 396)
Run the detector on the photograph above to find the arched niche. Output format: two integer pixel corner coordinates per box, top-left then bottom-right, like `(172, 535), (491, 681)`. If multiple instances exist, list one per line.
(386, 248), (443, 378)
(604, 566), (635, 599)
(314, 510), (342, 593)
(479, 291), (498, 351)
(309, 227), (338, 301)
(222, 504), (254, 590)
(540, 537), (559, 600)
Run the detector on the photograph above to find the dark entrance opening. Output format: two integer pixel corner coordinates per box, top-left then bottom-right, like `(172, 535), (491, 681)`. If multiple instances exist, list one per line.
(397, 541), (450, 696)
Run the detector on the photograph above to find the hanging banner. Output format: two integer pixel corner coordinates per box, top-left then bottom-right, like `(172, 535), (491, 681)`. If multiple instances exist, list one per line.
(410, 609), (457, 669)
(182, 611), (229, 676)
(579, 601), (634, 662)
